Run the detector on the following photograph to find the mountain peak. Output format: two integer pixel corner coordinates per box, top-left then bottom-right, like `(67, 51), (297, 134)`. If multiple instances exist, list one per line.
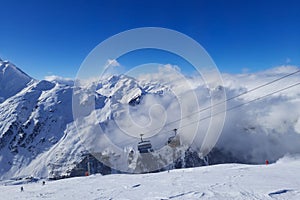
(0, 59), (31, 78)
(0, 60), (33, 102)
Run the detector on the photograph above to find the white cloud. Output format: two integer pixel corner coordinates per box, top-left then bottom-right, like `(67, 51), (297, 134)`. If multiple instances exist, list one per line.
(61, 64), (300, 165)
(45, 75), (74, 86)
(104, 59), (120, 70)
(121, 64), (300, 163)
(259, 65), (299, 75)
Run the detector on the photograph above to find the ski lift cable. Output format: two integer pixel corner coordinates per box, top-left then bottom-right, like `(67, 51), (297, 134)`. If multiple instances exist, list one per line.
(142, 69), (300, 135)
(118, 82), (300, 147)
(111, 81), (300, 147)
(157, 82), (300, 135)
(110, 70), (300, 144)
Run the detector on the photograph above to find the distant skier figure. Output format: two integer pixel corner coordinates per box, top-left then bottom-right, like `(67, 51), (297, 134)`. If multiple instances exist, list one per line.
(42, 181), (45, 186)
(20, 186), (24, 192)
(265, 160), (269, 165)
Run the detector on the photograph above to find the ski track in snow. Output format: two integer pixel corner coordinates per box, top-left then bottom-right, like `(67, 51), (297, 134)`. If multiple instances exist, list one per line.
(1, 158), (300, 200)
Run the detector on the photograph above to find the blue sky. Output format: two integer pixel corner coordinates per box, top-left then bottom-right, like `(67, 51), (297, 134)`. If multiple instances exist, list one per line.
(0, 0), (299, 79)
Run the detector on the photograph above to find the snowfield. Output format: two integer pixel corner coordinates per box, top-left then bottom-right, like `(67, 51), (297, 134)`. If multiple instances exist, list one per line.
(1, 156), (300, 200)
(1, 59), (300, 199)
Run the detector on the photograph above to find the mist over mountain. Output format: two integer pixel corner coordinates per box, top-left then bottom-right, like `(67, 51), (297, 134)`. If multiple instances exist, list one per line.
(0, 60), (299, 180)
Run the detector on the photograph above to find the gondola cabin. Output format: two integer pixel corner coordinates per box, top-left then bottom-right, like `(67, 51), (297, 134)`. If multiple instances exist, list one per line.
(167, 136), (180, 148)
(138, 134), (153, 153)
(167, 129), (181, 148)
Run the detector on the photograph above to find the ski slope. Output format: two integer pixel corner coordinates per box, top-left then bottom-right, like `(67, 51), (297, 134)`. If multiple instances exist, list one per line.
(1, 156), (299, 200)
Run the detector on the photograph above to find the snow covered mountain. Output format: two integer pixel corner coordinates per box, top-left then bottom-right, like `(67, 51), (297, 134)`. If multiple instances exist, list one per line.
(0, 60), (300, 180)
(0, 59), (33, 103)
(0, 78), (74, 179)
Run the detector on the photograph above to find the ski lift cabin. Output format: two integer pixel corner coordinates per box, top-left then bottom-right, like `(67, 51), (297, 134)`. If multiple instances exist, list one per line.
(167, 129), (181, 148)
(138, 134), (153, 153)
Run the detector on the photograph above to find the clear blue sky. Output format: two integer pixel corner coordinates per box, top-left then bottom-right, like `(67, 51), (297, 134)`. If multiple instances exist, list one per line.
(0, 0), (299, 79)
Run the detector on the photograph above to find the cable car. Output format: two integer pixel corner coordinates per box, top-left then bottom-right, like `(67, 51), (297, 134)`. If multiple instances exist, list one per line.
(138, 134), (153, 153)
(167, 129), (181, 148)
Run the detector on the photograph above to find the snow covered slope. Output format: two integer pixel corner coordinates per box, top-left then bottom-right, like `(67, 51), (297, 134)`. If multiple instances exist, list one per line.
(0, 79), (74, 179)
(0, 59), (33, 103)
(0, 60), (300, 180)
(1, 156), (300, 200)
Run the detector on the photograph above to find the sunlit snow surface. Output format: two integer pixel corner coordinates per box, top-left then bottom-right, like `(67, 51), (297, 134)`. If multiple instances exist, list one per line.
(0, 61), (300, 179)
(1, 156), (300, 200)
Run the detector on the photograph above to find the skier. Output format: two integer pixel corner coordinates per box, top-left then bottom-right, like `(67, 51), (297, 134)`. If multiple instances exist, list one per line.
(265, 160), (269, 165)
(20, 186), (24, 192)
(42, 181), (45, 185)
